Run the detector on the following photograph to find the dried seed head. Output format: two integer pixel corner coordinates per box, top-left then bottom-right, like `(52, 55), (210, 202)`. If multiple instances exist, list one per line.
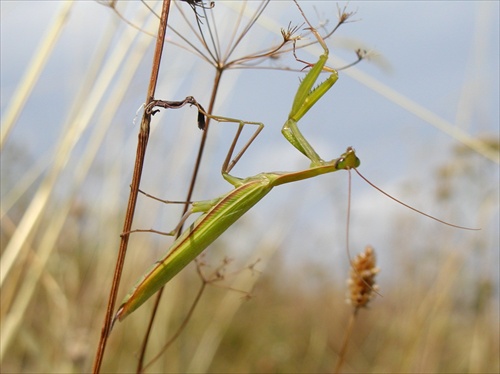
(337, 4), (358, 25)
(281, 23), (302, 43)
(347, 246), (380, 308)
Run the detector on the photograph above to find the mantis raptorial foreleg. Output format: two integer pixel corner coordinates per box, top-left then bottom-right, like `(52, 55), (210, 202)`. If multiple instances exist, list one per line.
(281, 5), (342, 165)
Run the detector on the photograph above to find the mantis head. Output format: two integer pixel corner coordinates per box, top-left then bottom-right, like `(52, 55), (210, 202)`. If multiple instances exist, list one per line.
(335, 147), (361, 170)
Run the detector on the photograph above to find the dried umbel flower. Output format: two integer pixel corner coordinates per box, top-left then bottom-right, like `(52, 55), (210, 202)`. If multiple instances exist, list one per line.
(347, 246), (380, 308)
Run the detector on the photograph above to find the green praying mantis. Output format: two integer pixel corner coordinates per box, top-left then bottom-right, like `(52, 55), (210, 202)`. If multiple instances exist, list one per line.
(114, 3), (475, 324)
(114, 6), (358, 322)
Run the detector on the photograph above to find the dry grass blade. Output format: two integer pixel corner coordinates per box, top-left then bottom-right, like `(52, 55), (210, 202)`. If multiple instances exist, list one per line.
(0, 2), (74, 148)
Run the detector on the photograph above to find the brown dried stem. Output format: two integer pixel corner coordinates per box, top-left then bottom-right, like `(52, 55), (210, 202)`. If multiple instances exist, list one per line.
(92, 1), (172, 373)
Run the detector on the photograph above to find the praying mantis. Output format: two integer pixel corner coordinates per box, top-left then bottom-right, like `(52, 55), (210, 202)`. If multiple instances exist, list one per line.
(114, 2), (475, 324)
(114, 4), (360, 322)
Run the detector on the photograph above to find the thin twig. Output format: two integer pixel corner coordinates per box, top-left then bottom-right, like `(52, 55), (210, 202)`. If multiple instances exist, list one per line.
(92, 1), (172, 373)
(334, 308), (358, 373)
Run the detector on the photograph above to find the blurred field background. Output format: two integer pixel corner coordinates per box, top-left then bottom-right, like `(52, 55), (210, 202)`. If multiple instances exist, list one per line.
(1, 1), (499, 373)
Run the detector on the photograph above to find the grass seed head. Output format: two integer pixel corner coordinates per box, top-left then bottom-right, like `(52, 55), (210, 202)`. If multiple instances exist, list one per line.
(347, 246), (380, 308)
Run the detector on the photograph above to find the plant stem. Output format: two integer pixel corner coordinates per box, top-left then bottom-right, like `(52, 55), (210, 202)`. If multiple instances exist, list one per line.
(92, 1), (172, 372)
